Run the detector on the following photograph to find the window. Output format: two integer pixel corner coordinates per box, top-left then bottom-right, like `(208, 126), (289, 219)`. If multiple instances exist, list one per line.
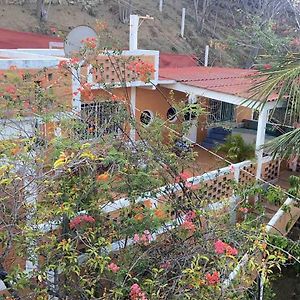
(167, 107), (177, 122)
(140, 110), (153, 126)
(80, 101), (124, 139)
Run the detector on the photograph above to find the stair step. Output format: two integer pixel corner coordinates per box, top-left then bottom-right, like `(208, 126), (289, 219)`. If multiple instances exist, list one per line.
(210, 127), (231, 135)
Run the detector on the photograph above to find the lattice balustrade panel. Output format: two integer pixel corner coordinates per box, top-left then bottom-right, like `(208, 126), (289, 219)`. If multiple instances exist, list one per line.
(202, 173), (234, 200)
(90, 55), (155, 84)
(239, 163), (257, 185)
(262, 159), (280, 182)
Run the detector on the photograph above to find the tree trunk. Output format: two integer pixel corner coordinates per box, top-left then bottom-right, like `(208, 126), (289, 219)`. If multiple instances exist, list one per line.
(36, 0), (47, 22)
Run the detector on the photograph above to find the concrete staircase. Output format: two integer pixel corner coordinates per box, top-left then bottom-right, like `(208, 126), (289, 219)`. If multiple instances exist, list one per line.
(201, 127), (231, 150)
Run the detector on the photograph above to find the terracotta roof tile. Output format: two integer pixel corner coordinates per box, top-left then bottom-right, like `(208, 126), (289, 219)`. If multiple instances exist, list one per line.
(159, 66), (277, 101)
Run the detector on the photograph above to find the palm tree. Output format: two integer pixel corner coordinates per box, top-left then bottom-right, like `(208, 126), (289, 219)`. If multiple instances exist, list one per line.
(250, 52), (300, 158)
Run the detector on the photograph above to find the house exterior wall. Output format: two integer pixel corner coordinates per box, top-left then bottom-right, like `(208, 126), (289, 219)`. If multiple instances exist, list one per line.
(136, 87), (208, 144)
(235, 106), (253, 123)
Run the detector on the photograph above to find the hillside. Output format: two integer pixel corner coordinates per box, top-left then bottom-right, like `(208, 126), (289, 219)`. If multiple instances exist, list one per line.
(0, 0), (299, 67)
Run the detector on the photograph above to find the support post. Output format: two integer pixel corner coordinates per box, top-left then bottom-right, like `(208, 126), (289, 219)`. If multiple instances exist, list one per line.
(229, 164), (241, 225)
(71, 66), (81, 114)
(204, 45), (209, 67)
(256, 106), (269, 179)
(185, 94), (198, 143)
(159, 0), (163, 12)
(130, 87), (136, 141)
(181, 8), (186, 38)
(129, 15), (139, 50)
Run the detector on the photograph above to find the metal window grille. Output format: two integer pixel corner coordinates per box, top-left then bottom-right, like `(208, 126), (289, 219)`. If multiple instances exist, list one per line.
(80, 101), (123, 139)
(208, 99), (235, 124)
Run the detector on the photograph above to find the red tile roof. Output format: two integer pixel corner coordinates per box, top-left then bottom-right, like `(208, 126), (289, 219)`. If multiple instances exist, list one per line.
(0, 28), (62, 49)
(159, 66), (278, 101)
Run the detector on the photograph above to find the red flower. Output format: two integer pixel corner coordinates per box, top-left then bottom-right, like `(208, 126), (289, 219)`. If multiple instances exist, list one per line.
(226, 246), (238, 256)
(214, 240), (238, 256)
(205, 271), (220, 285)
(181, 221), (196, 233)
(263, 64), (272, 70)
(58, 60), (68, 69)
(5, 85), (17, 95)
(185, 210), (196, 222)
(175, 172), (190, 183)
(81, 37), (97, 49)
(69, 214), (95, 229)
(70, 57), (80, 65)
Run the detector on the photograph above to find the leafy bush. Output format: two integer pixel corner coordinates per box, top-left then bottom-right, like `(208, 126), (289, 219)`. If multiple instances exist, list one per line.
(216, 134), (255, 163)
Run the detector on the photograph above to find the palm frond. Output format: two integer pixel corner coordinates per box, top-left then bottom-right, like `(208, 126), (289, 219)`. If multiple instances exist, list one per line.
(263, 128), (300, 158)
(250, 53), (300, 124)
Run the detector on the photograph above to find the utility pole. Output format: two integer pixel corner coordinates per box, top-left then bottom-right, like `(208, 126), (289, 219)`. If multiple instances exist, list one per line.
(181, 8), (186, 38)
(204, 45), (209, 66)
(129, 15), (154, 50)
(159, 0), (163, 12)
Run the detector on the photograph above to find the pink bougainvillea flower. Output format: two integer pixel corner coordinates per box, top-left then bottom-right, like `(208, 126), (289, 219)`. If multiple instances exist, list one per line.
(133, 231), (152, 246)
(229, 164), (235, 173)
(107, 262), (120, 273)
(185, 210), (196, 222)
(214, 240), (226, 254)
(133, 234), (140, 243)
(205, 271), (220, 285)
(181, 221), (196, 233)
(130, 283), (148, 300)
(185, 181), (193, 188)
(69, 214), (95, 229)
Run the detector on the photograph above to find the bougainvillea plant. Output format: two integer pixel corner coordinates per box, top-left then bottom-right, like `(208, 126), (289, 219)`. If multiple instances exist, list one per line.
(0, 24), (296, 300)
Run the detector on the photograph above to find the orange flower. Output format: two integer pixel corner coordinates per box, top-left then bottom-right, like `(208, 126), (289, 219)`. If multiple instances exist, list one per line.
(96, 172), (109, 182)
(134, 213), (144, 221)
(10, 147), (19, 156)
(154, 209), (165, 219)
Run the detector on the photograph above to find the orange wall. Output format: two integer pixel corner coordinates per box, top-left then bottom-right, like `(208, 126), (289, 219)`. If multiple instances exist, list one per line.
(0, 67), (73, 118)
(235, 106), (253, 123)
(136, 87), (208, 143)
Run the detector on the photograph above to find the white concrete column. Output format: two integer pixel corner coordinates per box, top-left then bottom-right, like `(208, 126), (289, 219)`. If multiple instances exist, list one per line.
(185, 94), (198, 143)
(229, 164), (241, 225)
(129, 15), (139, 51)
(256, 106), (269, 179)
(71, 66), (82, 114)
(130, 87), (137, 141)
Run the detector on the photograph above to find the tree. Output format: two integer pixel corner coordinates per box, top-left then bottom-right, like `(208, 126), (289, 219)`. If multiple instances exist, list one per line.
(36, 0), (48, 22)
(251, 53), (300, 157)
(0, 31), (295, 299)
